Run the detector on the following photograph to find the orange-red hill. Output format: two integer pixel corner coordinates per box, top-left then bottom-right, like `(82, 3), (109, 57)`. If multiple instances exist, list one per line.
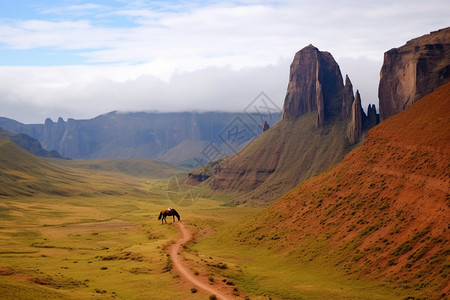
(237, 82), (450, 298)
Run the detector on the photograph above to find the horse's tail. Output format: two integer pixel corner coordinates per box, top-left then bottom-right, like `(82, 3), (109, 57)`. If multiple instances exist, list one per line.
(158, 211), (163, 220)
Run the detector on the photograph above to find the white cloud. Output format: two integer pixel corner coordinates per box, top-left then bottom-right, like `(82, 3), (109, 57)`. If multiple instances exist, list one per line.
(0, 61), (290, 123)
(0, 0), (448, 123)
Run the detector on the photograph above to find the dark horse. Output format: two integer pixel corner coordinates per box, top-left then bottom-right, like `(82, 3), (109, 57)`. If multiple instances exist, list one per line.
(158, 209), (180, 224)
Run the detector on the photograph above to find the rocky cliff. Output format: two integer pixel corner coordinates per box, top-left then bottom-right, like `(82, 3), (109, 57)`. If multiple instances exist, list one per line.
(282, 44), (346, 127)
(379, 27), (450, 121)
(199, 45), (379, 204)
(348, 90), (363, 144)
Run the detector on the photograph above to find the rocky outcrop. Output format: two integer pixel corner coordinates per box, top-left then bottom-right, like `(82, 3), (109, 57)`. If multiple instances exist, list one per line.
(262, 120), (270, 132)
(281, 44), (378, 137)
(282, 44), (344, 127)
(366, 104), (378, 128)
(348, 90), (363, 144)
(199, 45), (381, 204)
(379, 27), (450, 121)
(341, 75), (354, 119)
(42, 117), (67, 152)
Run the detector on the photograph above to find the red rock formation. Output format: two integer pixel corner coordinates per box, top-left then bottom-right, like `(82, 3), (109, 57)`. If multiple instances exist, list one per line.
(379, 27), (450, 121)
(282, 44), (344, 127)
(348, 90), (363, 144)
(341, 75), (354, 119)
(367, 104), (378, 128)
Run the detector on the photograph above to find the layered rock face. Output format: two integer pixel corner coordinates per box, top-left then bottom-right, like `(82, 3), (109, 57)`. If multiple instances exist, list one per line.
(282, 45), (346, 126)
(379, 27), (450, 121)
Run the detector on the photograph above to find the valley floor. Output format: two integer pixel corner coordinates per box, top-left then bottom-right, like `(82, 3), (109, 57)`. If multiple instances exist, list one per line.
(0, 179), (432, 299)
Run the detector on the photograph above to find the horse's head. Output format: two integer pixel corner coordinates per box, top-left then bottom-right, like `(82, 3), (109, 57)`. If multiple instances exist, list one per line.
(173, 209), (180, 221)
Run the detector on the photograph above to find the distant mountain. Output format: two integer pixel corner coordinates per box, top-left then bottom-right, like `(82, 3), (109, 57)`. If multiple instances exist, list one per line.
(379, 27), (450, 121)
(235, 82), (450, 299)
(193, 45), (378, 205)
(0, 111), (280, 164)
(0, 127), (66, 159)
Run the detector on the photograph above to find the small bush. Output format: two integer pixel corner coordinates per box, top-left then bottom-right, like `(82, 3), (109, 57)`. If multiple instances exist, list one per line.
(388, 259), (397, 266)
(393, 242), (412, 255)
(190, 288), (197, 293)
(209, 295), (217, 300)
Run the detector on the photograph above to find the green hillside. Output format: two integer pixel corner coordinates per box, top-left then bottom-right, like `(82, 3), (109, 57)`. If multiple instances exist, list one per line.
(0, 137), (148, 197)
(48, 158), (188, 178)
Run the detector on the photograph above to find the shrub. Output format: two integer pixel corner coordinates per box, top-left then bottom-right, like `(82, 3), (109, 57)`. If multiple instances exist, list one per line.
(190, 288), (197, 293)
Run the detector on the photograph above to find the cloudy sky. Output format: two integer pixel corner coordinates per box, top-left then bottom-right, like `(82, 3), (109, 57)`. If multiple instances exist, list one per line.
(0, 0), (448, 123)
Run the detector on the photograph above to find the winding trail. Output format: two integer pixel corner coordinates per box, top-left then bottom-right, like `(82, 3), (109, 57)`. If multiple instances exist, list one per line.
(169, 222), (233, 300)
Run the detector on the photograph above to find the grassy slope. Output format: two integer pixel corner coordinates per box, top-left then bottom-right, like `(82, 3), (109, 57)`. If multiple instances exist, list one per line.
(205, 112), (355, 205)
(191, 82), (450, 299)
(0, 137), (188, 198)
(0, 188), (228, 299)
(48, 158), (189, 178)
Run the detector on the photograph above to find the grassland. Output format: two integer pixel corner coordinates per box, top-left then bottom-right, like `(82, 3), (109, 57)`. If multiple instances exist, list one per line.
(1, 176), (419, 300)
(0, 177), (238, 300)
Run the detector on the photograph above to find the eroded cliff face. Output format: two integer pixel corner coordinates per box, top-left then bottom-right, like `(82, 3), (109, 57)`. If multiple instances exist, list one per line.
(282, 44), (345, 127)
(379, 27), (450, 121)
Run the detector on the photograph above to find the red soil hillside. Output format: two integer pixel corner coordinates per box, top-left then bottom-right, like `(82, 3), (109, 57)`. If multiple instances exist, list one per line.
(236, 82), (450, 298)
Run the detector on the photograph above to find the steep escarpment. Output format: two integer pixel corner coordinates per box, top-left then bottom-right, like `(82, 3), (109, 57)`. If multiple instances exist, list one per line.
(282, 44), (346, 126)
(235, 82), (450, 298)
(379, 27), (450, 121)
(200, 45), (378, 205)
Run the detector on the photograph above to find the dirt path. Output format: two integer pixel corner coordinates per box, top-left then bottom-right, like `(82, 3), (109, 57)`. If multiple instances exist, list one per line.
(169, 222), (233, 300)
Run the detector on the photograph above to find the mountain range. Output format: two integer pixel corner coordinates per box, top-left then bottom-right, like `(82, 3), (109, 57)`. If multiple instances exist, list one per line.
(0, 111), (280, 166)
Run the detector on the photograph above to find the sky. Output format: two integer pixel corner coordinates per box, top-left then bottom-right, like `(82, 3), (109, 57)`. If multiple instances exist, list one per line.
(0, 0), (448, 124)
